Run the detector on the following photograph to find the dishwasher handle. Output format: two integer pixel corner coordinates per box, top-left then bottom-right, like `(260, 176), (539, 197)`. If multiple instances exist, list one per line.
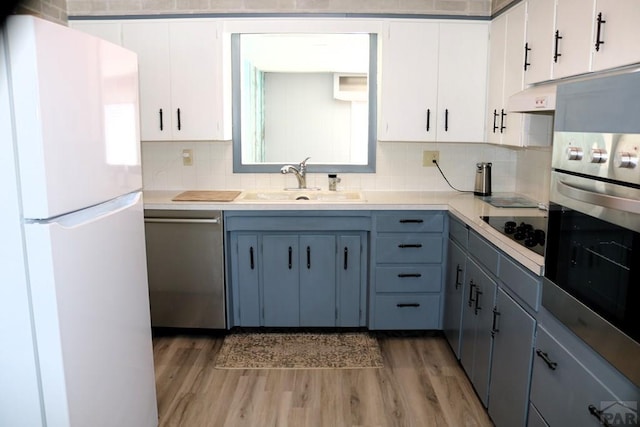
(144, 217), (220, 224)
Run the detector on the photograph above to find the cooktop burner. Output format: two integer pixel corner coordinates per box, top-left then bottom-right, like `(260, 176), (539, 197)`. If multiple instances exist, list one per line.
(481, 216), (547, 256)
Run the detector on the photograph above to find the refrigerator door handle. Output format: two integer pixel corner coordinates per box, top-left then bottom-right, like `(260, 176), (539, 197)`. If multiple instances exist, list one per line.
(28, 192), (142, 228)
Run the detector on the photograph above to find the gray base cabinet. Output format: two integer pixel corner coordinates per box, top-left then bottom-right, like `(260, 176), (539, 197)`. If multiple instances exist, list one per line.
(226, 212), (369, 328)
(488, 287), (535, 427)
(369, 211), (446, 330)
(443, 237), (466, 358)
(530, 315), (640, 427)
(460, 257), (497, 407)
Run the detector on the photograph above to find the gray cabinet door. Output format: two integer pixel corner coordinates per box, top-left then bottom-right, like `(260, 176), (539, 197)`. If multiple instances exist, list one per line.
(262, 235), (299, 326)
(235, 234), (260, 326)
(337, 234), (363, 327)
(460, 258), (497, 407)
(444, 238), (466, 358)
(489, 287), (536, 427)
(299, 235), (336, 327)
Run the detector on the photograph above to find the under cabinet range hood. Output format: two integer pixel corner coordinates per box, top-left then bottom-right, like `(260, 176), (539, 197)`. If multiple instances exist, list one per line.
(507, 83), (558, 113)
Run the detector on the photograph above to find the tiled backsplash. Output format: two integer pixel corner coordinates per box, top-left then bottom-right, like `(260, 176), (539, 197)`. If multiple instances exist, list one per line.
(141, 140), (520, 194)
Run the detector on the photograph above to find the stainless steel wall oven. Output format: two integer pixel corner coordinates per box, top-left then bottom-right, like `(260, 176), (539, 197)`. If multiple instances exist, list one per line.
(544, 70), (640, 387)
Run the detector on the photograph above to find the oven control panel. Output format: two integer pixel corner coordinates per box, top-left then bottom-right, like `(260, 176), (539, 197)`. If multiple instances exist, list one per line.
(553, 132), (640, 185)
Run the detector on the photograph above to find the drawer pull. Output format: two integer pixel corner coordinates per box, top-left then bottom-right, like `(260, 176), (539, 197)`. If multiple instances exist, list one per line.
(491, 307), (500, 337)
(307, 246), (311, 269)
(288, 246), (292, 269)
(455, 265), (463, 289)
(468, 280), (476, 307)
(398, 273), (422, 278)
(249, 246), (255, 270)
(535, 349), (558, 370)
(588, 404), (613, 427)
(343, 247), (348, 270)
(399, 219), (424, 223)
(397, 303), (420, 308)
(398, 243), (423, 248)
(474, 287), (482, 315)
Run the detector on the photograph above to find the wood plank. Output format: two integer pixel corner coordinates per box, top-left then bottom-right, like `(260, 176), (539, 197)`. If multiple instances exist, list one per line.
(152, 332), (494, 427)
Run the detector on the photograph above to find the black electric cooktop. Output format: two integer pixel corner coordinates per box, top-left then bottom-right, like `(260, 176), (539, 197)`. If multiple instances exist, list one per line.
(481, 216), (547, 257)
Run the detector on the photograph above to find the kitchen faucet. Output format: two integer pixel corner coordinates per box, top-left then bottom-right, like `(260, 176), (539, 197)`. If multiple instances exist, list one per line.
(280, 157), (311, 189)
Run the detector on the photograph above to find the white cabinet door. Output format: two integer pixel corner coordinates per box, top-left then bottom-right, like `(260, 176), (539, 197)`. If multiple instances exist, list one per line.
(486, 2), (526, 147)
(502, 2), (526, 147)
(437, 23), (488, 143)
(122, 22), (173, 141)
(379, 21), (439, 142)
(122, 20), (228, 142)
(591, 0), (640, 72)
(524, 0), (556, 85)
(68, 21), (122, 46)
(486, 13), (507, 146)
(169, 21), (227, 141)
(553, 0), (595, 79)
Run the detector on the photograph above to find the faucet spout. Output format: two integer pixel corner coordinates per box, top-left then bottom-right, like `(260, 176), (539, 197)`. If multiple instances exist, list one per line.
(280, 157), (310, 189)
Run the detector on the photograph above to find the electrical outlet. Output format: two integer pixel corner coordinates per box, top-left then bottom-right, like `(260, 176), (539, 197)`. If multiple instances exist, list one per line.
(182, 149), (193, 166)
(422, 150), (439, 167)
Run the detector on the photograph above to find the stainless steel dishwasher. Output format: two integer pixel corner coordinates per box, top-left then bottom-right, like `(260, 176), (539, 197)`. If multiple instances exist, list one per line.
(144, 209), (225, 329)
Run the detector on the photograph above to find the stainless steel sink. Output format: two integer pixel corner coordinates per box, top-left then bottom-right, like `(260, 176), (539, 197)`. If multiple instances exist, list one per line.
(237, 190), (364, 202)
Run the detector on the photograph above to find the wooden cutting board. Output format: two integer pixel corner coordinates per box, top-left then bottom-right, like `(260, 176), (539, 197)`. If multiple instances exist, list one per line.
(172, 190), (242, 202)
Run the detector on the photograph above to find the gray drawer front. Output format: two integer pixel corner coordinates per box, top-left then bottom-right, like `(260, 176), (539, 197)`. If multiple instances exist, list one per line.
(376, 213), (444, 233)
(373, 294), (440, 330)
(449, 216), (468, 248)
(468, 231), (499, 276)
(375, 265), (442, 293)
(530, 325), (619, 427)
(376, 234), (443, 263)
(499, 255), (541, 311)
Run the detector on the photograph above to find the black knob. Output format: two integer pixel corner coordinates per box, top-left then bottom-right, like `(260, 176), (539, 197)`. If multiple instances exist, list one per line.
(504, 221), (516, 234)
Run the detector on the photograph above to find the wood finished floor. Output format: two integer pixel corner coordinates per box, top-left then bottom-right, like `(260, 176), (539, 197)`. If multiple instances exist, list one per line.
(152, 330), (494, 427)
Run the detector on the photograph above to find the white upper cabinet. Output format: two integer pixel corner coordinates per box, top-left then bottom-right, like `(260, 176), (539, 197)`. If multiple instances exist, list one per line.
(379, 21), (439, 142)
(487, 2), (526, 147)
(524, 0), (556, 85)
(436, 23), (489, 142)
(591, 0), (640, 72)
(379, 20), (488, 143)
(553, 0), (596, 79)
(122, 20), (229, 141)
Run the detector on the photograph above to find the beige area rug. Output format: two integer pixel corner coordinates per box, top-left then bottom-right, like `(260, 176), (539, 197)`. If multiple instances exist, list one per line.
(214, 331), (384, 369)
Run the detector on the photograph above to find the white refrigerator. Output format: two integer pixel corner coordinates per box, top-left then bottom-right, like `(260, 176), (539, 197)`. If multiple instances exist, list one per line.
(0, 16), (158, 427)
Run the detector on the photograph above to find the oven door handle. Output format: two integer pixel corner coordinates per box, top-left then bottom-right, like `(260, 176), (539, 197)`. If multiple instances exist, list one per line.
(557, 179), (640, 214)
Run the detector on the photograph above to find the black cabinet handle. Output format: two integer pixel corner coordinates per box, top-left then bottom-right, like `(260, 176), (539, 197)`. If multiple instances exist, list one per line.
(177, 108), (182, 131)
(491, 307), (501, 337)
(398, 243), (423, 248)
(399, 219), (424, 224)
(588, 405), (613, 427)
(554, 30), (563, 63)
(454, 265), (463, 289)
(426, 109), (431, 132)
(524, 42), (531, 70)
(249, 246), (254, 270)
(288, 246), (292, 269)
(159, 109), (164, 131)
(535, 349), (558, 370)
(398, 273), (422, 278)
(343, 247), (348, 270)
(468, 280), (476, 307)
(306, 246), (311, 269)
(500, 109), (507, 133)
(397, 303), (420, 308)
(474, 288), (482, 315)
(444, 109), (449, 132)
(492, 109), (499, 133)
(595, 12), (606, 52)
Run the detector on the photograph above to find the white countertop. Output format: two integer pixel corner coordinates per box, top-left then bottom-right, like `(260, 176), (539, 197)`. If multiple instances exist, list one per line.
(143, 189), (547, 275)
